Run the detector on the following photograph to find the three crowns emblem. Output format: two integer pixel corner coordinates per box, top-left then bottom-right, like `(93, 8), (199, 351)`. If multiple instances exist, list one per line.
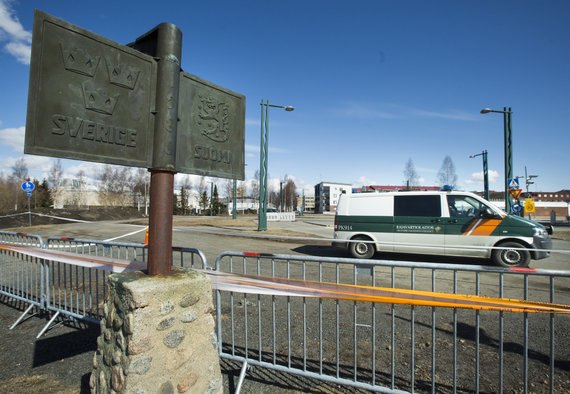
(61, 45), (140, 115)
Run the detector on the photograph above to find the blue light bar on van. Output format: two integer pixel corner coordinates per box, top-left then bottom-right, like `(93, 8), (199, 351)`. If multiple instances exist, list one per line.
(441, 185), (455, 191)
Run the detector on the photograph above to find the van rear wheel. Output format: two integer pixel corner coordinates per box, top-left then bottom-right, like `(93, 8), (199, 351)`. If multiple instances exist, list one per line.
(349, 236), (375, 259)
(492, 241), (530, 268)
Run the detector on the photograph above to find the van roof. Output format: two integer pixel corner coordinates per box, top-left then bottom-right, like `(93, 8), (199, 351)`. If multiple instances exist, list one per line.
(348, 190), (476, 198)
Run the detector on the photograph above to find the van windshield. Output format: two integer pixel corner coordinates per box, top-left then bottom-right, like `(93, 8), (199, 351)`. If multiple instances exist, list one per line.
(447, 195), (492, 218)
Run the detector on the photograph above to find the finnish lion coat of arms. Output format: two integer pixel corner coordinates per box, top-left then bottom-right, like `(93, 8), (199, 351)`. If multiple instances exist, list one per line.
(195, 94), (230, 142)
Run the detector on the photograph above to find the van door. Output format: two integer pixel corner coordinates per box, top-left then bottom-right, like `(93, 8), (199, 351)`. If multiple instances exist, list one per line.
(393, 195), (445, 255)
(444, 194), (501, 258)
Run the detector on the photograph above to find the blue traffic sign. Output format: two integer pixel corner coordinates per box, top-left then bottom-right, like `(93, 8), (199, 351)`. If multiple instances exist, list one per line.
(511, 203), (522, 214)
(21, 181), (35, 192)
(507, 178), (519, 189)
(27, 191), (32, 197)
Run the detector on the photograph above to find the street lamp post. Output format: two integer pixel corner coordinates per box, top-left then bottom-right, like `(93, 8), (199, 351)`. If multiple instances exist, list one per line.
(232, 179), (237, 220)
(280, 180), (285, 212)
(480, 107), (513, 213)
(258, 100), (294, 231)
(210, 181), (213, 216)
(469, 150), (489, 201)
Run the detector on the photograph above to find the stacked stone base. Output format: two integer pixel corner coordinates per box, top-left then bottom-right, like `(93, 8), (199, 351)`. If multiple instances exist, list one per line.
(90, 268), (222, 393)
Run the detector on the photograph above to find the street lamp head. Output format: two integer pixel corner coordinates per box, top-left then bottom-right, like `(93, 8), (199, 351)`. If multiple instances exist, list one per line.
(480, 108), (493, 114)
(284, 106), (295, 112)
(469, 151), (485, 158)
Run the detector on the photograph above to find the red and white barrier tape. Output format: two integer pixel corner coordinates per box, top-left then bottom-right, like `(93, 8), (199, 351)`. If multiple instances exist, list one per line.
(1, 243), (568, 314)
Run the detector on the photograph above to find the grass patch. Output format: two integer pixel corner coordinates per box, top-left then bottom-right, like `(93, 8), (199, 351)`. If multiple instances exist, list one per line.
(0, 375), (77, 394)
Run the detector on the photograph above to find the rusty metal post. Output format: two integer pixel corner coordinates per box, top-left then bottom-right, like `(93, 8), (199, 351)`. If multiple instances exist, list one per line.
(148, 170), (174, 275)
(146, 23), (182, 275)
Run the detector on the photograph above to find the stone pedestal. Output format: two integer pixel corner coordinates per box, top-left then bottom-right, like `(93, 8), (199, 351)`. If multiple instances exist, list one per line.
(90, 267), (222, 393)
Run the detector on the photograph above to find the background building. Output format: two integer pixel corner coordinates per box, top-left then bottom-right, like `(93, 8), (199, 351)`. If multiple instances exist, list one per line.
(314, 182), (352, 214)
(296, 195), (315, 213)
(528, 190), (570, 203)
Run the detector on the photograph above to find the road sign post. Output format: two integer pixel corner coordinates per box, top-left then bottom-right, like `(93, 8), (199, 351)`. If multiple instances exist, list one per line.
(21, 182), (34, 227)
(507, 178), (521, 215)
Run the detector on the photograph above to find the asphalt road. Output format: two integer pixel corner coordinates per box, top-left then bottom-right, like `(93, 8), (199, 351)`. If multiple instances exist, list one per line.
(1, 216), (569, 393)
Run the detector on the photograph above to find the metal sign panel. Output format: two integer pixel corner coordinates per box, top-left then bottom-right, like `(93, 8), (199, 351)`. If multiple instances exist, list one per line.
(509, 188), (522, 200)
(524, 199), (536, 213)
(176, 72), (245, 180)
(21, 181), (35, 192)
(25, 10), (156, 168)
(507, 178), (520, 189)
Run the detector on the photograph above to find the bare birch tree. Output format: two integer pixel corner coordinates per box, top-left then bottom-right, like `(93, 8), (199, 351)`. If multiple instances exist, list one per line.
(47, 159), (64, 208)
(403, 158), (420, 189)
(437, 155), (458, 187)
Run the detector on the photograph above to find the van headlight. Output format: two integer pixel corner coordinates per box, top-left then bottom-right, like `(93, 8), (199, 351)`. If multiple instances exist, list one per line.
(533, 227), (548, 237)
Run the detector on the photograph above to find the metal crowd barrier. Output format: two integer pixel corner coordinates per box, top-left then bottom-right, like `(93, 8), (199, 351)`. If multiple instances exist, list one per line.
(1, 233), (208, 337)
(46, 237), (208, 270)
(0, 231), (44, 248)
(40, 238), (208, 334)
(41, 237), (145, 334)
(0, 231), (46, 332)
(214, 251), (570, 394)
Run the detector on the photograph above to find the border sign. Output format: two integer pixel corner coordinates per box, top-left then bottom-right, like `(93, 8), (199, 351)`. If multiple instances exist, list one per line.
(25, 10), (156, 168)
(25, 11), (245, 181)
(176, 72), (245, 180)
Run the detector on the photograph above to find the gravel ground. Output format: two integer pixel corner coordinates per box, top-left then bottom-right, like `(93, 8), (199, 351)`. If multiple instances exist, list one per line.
(0, 297), (358, 393)
(0, 297), (95, 393)
(1, 216), (569, 393)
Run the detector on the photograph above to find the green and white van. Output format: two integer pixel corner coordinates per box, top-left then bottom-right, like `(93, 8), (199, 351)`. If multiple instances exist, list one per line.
(333, 190), (552, 267)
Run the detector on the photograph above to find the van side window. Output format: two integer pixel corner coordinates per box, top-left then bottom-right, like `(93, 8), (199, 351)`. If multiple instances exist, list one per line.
(394, 195), (441, 217)
(447, 195), (484, 218)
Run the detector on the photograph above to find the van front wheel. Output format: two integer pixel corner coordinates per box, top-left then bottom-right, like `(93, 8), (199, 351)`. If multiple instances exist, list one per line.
(492, 242), (530, 268)
(350, 236), (375, 259)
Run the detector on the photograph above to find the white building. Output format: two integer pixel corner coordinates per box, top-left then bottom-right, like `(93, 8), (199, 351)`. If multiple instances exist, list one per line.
(314, 181), (352, 214)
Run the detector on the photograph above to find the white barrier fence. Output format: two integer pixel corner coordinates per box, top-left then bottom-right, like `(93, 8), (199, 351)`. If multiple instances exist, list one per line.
(267, 212), (295, 222)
